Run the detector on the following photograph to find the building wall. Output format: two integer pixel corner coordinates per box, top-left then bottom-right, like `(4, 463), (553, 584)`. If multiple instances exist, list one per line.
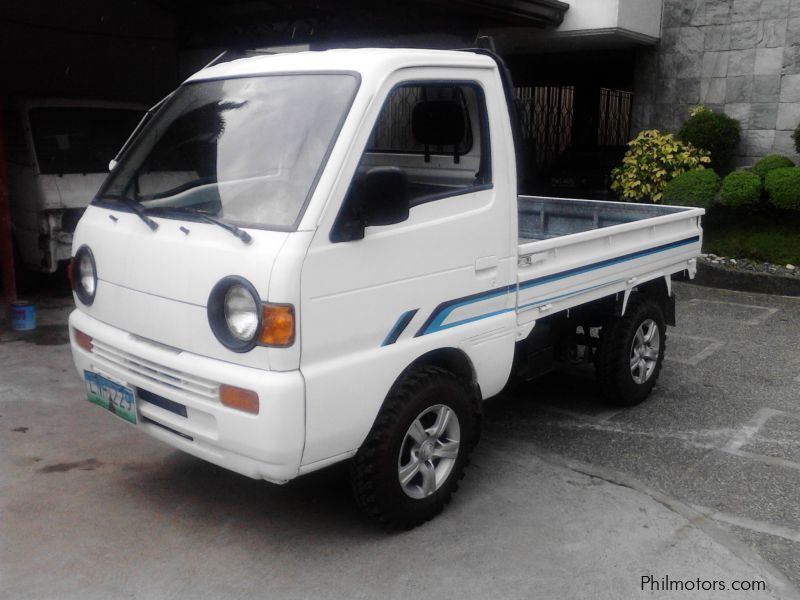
(561, 0), (664, 41)
(633, 0), (800, 165)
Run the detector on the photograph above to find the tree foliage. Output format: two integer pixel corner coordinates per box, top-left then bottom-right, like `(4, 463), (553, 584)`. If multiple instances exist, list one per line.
(678, 106), (741, 172)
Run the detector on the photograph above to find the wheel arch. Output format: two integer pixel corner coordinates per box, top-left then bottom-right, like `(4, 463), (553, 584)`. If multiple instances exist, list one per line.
(362, 347), (482, 443)
(632, 276), (676, 326)
(399, 347), (481, 399)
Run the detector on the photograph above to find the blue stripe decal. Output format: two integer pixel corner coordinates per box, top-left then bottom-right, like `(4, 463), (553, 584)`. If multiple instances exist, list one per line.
(518, 280), (620, 311)
(424, 307), (516, 333)
(417, 286), (515, 335)
(382, 309), (419, 346)
(518, 236), (700, 292)
(414, 235), (699, 337)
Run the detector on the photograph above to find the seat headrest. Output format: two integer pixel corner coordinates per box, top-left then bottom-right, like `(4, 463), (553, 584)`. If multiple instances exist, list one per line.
(412, 100), (465, 146)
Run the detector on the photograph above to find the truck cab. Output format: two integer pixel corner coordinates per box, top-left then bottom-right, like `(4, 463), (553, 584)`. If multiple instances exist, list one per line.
(4, 99), (145, 273)
(69, 49), (702, 528)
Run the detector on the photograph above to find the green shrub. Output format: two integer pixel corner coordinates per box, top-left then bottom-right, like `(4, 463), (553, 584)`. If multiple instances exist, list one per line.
(661, 169), (721, 208)
(751, 154), (795, 180)
(611, 130), (711, 202)
(793, 123), (800, 155)
(765, 167), (800, 210)
(719, 171), (762, 208)
(678, 107), (741, 171)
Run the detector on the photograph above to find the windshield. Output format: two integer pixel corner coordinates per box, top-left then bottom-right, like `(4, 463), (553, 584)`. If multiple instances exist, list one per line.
(30, 107), (144, 174)
(96, 74), (359, 230)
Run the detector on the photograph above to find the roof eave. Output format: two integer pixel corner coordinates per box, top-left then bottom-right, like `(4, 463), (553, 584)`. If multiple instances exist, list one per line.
(443, 0), (569, 27)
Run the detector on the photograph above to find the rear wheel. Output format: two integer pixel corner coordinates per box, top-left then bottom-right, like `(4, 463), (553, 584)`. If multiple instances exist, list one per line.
(350, 366), (480, 529)
(596, 295), (666, 406)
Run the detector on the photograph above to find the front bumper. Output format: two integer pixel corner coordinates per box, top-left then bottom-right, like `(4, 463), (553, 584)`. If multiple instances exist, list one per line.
(69, 310), (305, 483)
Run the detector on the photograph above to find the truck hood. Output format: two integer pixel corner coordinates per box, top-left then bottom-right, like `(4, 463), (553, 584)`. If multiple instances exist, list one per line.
(72, 205), (287, 369)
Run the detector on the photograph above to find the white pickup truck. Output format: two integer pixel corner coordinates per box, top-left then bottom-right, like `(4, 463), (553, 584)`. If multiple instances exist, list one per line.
(68, 48), (703, 529)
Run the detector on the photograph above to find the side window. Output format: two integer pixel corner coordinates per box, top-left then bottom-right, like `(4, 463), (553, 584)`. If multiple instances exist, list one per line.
(358, 82), (492, 207)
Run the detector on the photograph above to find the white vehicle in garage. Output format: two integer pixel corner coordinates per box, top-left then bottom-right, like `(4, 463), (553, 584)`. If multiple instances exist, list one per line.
(68, 47), (703, 528)
(3, 99), (144, 273)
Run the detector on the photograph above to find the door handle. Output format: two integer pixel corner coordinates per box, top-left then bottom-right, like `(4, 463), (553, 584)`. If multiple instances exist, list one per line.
(474, 255), (499, 273)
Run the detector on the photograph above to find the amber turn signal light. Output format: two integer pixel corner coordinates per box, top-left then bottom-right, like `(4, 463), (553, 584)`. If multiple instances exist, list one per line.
(258, 303), (295, 347)
(219, 384), (259, 415)
(73, 328), (93, 352)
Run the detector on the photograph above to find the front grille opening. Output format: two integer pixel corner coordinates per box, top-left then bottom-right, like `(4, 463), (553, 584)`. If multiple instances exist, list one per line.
(138, 388), (188, 418)
(90, 339), (219, 401)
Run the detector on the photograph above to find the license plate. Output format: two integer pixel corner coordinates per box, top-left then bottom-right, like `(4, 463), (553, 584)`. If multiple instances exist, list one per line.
(84, 371), (137, 424)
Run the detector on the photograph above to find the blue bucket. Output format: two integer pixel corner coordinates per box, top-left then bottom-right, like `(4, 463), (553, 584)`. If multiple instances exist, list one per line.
(10, 301), (36, 331)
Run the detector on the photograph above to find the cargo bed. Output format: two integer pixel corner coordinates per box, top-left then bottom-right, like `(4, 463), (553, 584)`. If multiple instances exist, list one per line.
(515, 196), (703, 324)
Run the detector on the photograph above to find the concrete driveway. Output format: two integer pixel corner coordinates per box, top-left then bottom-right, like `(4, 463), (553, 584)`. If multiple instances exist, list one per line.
(1, 282), (799, 599)
(489, 281), (800, 594)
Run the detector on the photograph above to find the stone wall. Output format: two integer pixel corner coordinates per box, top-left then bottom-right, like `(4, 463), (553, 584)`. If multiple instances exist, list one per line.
(633, 0), (800, 166)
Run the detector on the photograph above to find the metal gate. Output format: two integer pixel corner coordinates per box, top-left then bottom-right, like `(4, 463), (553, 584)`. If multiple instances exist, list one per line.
(598, 88), (633, 147)
(515, 85), (575, 171)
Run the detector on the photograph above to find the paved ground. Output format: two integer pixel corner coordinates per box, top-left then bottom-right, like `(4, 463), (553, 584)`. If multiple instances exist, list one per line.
(1, 282), (799, 599)
(490, 282), (800, 591)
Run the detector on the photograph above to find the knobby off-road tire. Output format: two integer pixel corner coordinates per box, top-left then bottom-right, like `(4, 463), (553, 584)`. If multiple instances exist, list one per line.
(596, 295), (666, 407)
(350, 366), (481, 530)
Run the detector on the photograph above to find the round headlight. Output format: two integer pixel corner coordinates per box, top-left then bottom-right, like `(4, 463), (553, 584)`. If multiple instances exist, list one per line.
(79, 254), (96, 296)
(72, 246), (97, 305)
(208, 277), (262, 352)
(224, 284), (259, 341)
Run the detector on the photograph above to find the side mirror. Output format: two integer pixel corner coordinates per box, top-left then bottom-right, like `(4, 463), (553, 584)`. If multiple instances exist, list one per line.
(331, 167), (410, 242)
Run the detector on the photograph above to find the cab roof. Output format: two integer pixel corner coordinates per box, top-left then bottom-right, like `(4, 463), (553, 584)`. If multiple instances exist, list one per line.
(187, 48), (498, 83)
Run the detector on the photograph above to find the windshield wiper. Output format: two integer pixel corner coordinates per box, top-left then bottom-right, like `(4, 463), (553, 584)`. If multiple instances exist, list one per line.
(116, 195), (159, 231)
(146, 206), (252, 244)
(193, 212), (252, 245)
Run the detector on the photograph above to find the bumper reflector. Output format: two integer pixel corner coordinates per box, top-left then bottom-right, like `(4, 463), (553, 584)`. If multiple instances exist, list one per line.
(220, 384), (259, 415)
(73, 328), (93, 352)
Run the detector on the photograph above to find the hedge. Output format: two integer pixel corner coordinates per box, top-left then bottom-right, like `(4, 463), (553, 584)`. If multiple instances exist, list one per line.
(765, 167), (800, 210)
(751, 155), (795, 180)
(678, 108), (741, 171)
(661, 169), (721, 208)
(719, 171), (762, 208)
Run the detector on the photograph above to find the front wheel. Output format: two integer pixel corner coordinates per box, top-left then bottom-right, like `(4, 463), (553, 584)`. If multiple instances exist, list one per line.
(350, 366), (480, 529)
(596, 295), (666, 406)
